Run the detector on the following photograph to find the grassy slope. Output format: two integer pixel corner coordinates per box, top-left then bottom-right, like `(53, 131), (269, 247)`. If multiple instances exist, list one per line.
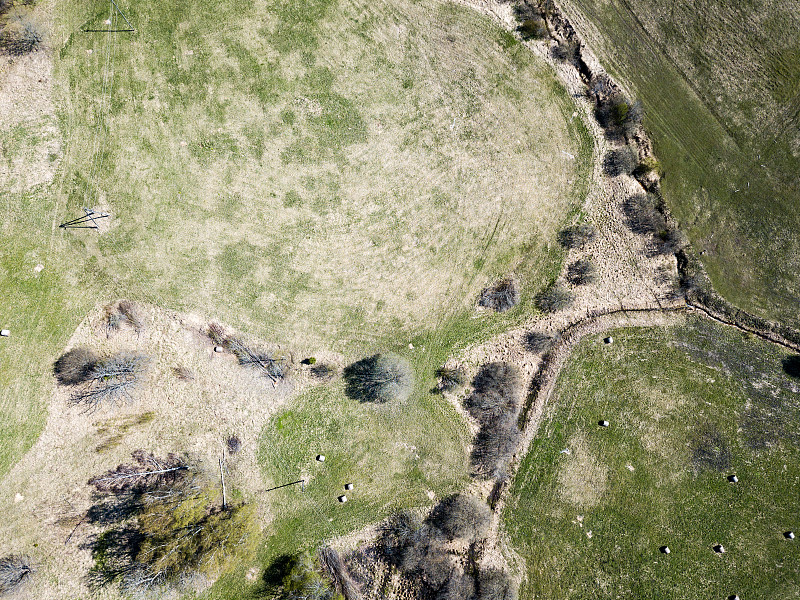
(559, 0), (800, 325)
(507, 317), (800, 599)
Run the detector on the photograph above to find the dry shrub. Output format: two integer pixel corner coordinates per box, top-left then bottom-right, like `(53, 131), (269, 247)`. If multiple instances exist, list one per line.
(535, 283), (573, 313)
(0, 19), (40, 56)
(427, 494), (491, 542)
(318, 547), (362, 600)
(478, 278), (519, 313)
(310, 363), (338, 381)
(68, 353), (148, 410)
(226, 436), (241, 454)
(566, 259), (595, 286)
(602, 146), (637, 177)
(465, 363), (522, 422)
(206, 323), (291, 382)
(105, 300), (144, 334)
(557, 224), (596, 249)
(172, 366), (194, 381)
(54, 347), (99, 385)
(524, 331), (555, 353)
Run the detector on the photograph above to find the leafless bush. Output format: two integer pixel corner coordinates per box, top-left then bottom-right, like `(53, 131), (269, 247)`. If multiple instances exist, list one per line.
(318, 547), (362, 600)
(557, 224), (596, 249)
(0, 555), (34, 595)
(0, 19), (41, 56)
(602, 146), (637, 176)
(88, 450), (190, 494)
(378, 511), (425, 567)
(172, 366), (194, 381)
(622, 193), (683, 255)
(595, 92), (642, 139)
(535, 283), (573, 313)
(566, 259), (595, 285)
(105, 300), (144, 335)
(437, 572), (476, 600)
(207, 323), (226, 345)
(465, 363), (521, 422)
(310, 363), (338, 381)
(68, 353), (148, 410)
(343, 354), (413, 403)
(524, 331), (555, 353)
(435, 366), (466, 393)
(427, 494), (491, 542)
(53, 347), (99, 385)
(477, 568), (517, 600)
(478, 278), (519, 313)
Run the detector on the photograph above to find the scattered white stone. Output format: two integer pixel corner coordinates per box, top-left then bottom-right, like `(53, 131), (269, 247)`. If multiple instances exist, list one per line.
(560, 448), (571, 455)
(214, 346), (224, 353)
(338, 495), (347, 503)
(344, 483), (354, 491)
(14, 493), (23, 503)
(0, 330), (9, 337)
(316, 454), (325, 462)
(185, 49), (194, 55)
(626, 464), (635, 472)
(87, 49), (93, 54)
(34, 264), (44, 273)
(408, 343), (414, 349)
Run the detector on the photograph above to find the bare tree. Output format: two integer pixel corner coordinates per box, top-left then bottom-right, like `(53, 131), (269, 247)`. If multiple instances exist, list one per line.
(0, 555), (34, 595)
(88, 450), (190, 494)
(206, 323), (290, 382)
(68, 353), (147, 410)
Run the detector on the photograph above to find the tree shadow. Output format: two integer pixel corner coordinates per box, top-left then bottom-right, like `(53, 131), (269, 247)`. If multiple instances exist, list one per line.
(782, 355), (800, 378)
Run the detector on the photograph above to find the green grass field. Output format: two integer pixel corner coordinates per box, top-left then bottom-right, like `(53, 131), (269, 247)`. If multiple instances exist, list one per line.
(507, 316), (800, 599)
(559, 0), (800, 326)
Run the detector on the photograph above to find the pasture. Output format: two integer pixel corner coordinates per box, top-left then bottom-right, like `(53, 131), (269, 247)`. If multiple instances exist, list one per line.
(559, 0), (800, 326)
(0, 0), (592, 595)
(507, 316), (800, 599)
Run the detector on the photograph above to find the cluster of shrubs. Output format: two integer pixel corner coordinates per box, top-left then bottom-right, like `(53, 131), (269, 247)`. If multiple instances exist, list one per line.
(534, 282), (573, 313)
(377, 496), (516, 600)
(465, 363), (523, 479)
